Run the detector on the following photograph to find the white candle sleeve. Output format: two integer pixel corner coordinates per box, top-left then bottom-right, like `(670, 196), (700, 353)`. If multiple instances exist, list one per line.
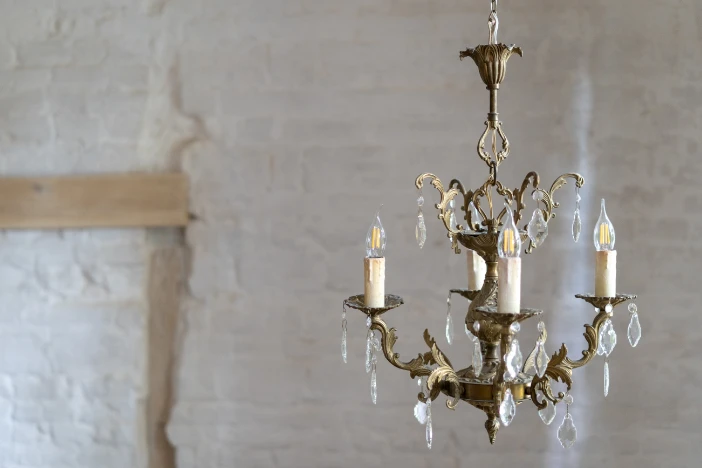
(498, 257), (521, 314)
(364, 257), (385, 307)
(467, 250), (486, 291)
(595, 250), (616, 297)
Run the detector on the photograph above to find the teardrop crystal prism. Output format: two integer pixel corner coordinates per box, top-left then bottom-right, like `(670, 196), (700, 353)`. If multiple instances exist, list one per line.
(538, 395), (557, 425)
(365, 329), (374, 373)
(472, 339), (483, 377)
(426, 399), (433, 449)
(416, 210), (427, 248)
(572, 209), (581, 242)
(370, 362), (377, 404)
(498, 203), (521, 258)
(535, 342), (549, 378)
(558, 414), (578, 449)
(505, 340), (523, 379)
(593, 198), (615, 251)
(604, 360), (610, 397)
(445, 312), (454, 345)
(599, 319), (617, 357)
(414, 400), (428, 424)
(499, 389), (516, 427)
(469, 201), (481, 230)
(527, 209), (549, 248)
(628, 311), (641, 347)
(448, 198), (457, 230)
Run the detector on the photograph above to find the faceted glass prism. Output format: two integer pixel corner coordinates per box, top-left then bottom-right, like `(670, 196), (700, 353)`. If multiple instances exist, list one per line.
(472, 339), (483, 377)
(628, 311), (641, 347)
(629, 303), (638, 314)
(341, 327), (347, 364)
(535, 342), (549, 378)
(537, 392), (557, 425)
(416, 210), (427, 248)
(448, 198), (457, 230)
(500, 389), (517, 426)
(469, 201), (481, 230)
(558, 414), (577, 449)
(365, 329), (374, 373)
(370, 362), (377, 404)
(572, 209), (581, 242)
(505, 340), (523, 379)
(604, 360), (610, 397)
(426, 399), (433, 449)
(527, 209), (549, 248)
(414, 400), (428, 424)
(445, 312), (454, 345)
(599, 319), (617, 357)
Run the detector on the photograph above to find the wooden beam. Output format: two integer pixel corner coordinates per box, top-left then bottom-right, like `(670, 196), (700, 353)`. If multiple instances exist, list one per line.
(0, 173), (189, 229)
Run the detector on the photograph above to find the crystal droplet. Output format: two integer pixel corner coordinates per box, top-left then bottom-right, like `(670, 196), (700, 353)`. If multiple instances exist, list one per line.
(538, 394), (557, 425)
(563, 393), (574, 406)
(365, 329), (374, 373)
(629, 303), (637, 314)
(510, 322), (521, 333)
(366, 315), (371, 328)
(445, 312), (454, 345)
(499, 389), (516, 426)
(414, 400), (428, 424)
(523, 352), (536, 376)
(417, 376), (424, 388)
(370, 362), (377, 404)
(473, 321), (481, 333)
(604, 360), (610, 397)
(469, 201), (481, 230)
(472, 340), (483, 377)
(532, 190), (544, 201)
(558, 414), (578, 449)
(628, 311), (641, 347)
(599, 319), (617, 357)
(417, 189), (424, 207)
(505, 340), (523, 379)
(416, 210), (427, 249)
(605, 304), (613, 314)
(426, 399), (433, 449)
(535, 342), (549, 378)
(527, 209), (549, 248)
(572, 209), (581, 242)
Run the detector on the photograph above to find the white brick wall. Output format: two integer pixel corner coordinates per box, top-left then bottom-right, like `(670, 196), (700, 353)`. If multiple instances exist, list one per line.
(0, 1), (701, 468)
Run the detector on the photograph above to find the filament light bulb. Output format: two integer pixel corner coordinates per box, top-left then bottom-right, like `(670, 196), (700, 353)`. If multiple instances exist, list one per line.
(498, 203), (521, 258)
(366, 207), (387, 258)
(593, 199), (615, 251)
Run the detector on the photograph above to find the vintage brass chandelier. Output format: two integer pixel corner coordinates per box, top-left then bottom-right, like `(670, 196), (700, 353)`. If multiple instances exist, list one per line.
(341, 1), (641, 448)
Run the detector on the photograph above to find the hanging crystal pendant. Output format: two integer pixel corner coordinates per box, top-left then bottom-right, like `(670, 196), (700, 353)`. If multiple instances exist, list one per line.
(557, 393), (577, 448)
(468, 201), (481, 231)
(535, 322), (549, 378)
(527, 209), (548, 248)
(599, 319), (617, 357)
(365, 329), (375, 373)
(448, 198), (457, 230)
(426, 398), (433, 449)
(370, 361), (377, 404)
(505, 340), (523, 380)
(604, 358), (610, 397)
(499, 389), (516, 426)
(415, 189), (427, 248)
(414, 400), (428, 424)
(445, 294), (454, 345)
(572, 186), (582, 242)
(628, 303), (641, 347)
(471, 337), (482, 377)
(537, 391), (557, 425)
(341, 306), (347, 364)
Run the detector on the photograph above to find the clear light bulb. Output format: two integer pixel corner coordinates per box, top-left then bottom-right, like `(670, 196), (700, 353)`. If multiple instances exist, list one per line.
(498, 203), (521, 258)
(593, 198), (615, 251)
(366, 207), (387, 258)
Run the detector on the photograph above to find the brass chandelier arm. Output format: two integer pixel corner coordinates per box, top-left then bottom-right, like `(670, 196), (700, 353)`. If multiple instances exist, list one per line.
(368, 316), (461, 408)
(530, 294), (637, 410)
(416, 173), (465, 252)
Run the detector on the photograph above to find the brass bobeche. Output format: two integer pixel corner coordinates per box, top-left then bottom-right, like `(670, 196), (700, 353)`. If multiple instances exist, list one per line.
(343, 34), (637, 444)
